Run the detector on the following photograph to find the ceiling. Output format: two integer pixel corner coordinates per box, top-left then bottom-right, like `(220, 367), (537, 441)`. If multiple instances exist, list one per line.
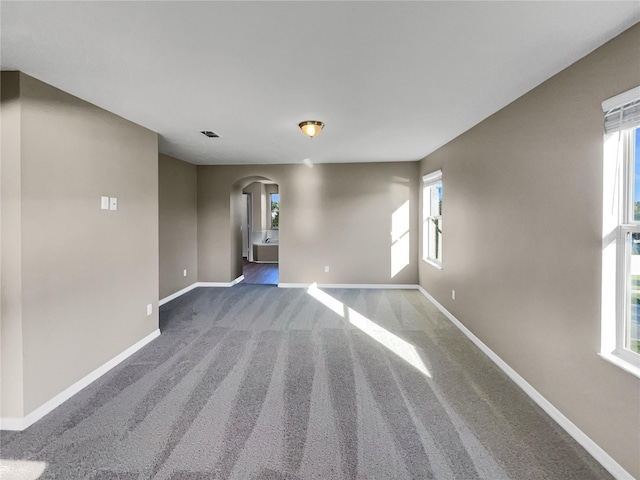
(1, 1), (638, 165)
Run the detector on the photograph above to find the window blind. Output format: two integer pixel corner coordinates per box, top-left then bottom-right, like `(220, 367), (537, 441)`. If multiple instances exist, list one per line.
(602, 86), (640, 134)
(422, 169), (442, 186)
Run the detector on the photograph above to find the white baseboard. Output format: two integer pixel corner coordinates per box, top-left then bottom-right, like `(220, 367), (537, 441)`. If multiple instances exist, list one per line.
(0, 329), (160, 431)
(196, 275), (244, 288)
(159, 283), (199, 306)
(159, 276), (246, 306)
(279, 283), (419, 289)
(417, 286), (633, 480)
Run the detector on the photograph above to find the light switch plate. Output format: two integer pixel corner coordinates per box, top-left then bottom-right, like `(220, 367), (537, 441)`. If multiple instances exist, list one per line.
(146, 304), (152, 316)
(101, 196), (109, 210)
(109, 197), (118, 211)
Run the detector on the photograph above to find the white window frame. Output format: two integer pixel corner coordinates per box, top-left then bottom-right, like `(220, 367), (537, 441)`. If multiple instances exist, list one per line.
(618, 226), (640, 365)
(601, 87), (640, 377)
(615, 131), (640, 367)
(422, 170), (443, 269)
(270, 193), (279, 230)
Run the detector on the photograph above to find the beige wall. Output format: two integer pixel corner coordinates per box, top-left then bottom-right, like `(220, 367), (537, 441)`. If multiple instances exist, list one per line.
(198, 162), (419, 285)
(1, 72), (25, 417)
(241, 181), (280, 236)
(230, 182), (245, 279)
(418, 25), (640, 477)
(242, 182), (266, 232)
(1, 72), (159, 417)
(159, 154), (198, 299)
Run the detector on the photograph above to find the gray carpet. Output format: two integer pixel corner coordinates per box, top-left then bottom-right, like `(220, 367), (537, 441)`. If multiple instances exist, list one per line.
(0, 284), (612, 479)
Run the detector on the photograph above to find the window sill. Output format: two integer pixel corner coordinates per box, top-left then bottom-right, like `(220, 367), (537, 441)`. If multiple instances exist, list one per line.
(598, 351), (640, 379)
(422, 258), (442, 270)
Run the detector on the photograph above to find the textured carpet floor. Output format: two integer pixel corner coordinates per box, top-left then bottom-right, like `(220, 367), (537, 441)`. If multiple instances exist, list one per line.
(1, 285), (612, 479)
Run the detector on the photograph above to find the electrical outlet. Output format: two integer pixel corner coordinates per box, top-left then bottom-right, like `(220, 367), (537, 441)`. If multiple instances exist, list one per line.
(452, 290), (456, 300)
(324, 266), (330, 273)
(183, 269), (187, 277)
(146, 304), (152, 316)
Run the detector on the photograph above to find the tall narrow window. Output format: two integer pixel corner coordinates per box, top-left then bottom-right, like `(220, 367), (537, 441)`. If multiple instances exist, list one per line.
(601, 86), (640, 374)
(621, 127), (640, 357)
(270, 193), (279, 229)
(422, 170), (443, 268)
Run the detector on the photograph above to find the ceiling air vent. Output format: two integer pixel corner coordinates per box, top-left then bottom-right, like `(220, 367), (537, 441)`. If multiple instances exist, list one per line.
(201, 131), (220, 138)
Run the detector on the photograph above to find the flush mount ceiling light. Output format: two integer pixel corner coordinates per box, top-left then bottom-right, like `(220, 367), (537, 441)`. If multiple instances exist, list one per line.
(299, 121), (324, 139)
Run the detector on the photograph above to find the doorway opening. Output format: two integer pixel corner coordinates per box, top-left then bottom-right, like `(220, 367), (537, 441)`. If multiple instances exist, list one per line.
(239, 179), (279, 285)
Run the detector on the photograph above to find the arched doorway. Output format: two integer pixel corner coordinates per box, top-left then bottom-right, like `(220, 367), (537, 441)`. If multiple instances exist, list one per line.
(231, 176), (280, 285)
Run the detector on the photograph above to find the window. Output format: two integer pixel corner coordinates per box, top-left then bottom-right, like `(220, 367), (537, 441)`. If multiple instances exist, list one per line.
(601, 87), (640, 375)
(422, 170), (442, 268)
(270, 193), (279, 229)
(620, 128), (640, 357)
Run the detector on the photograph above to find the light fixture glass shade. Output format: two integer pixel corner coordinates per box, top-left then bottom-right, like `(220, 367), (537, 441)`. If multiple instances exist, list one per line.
(299, 121), (324, 138)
